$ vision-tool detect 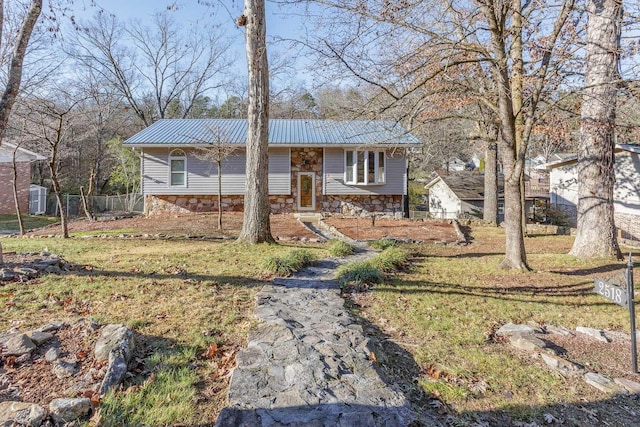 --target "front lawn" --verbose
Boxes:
[353,226,640,424]
[0,237,328,425]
